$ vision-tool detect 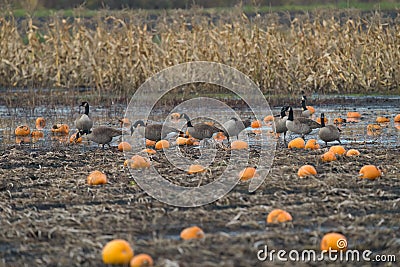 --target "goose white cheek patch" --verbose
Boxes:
[123,61,275,207]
